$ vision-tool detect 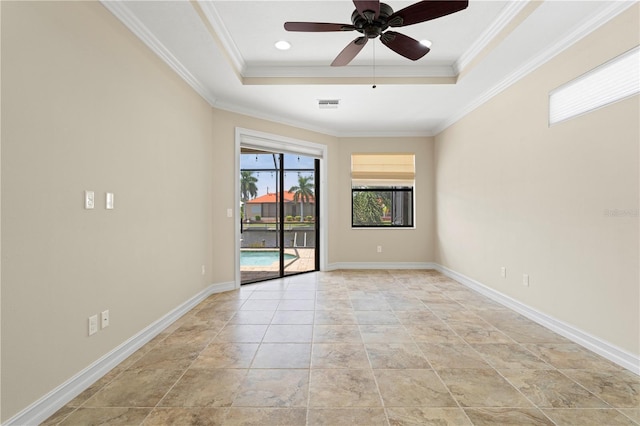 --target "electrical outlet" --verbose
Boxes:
[500,267,506,278]
[377,245,382,253]
[89,315,98,336]
[101,310,110,329]
[523,274,529,287]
